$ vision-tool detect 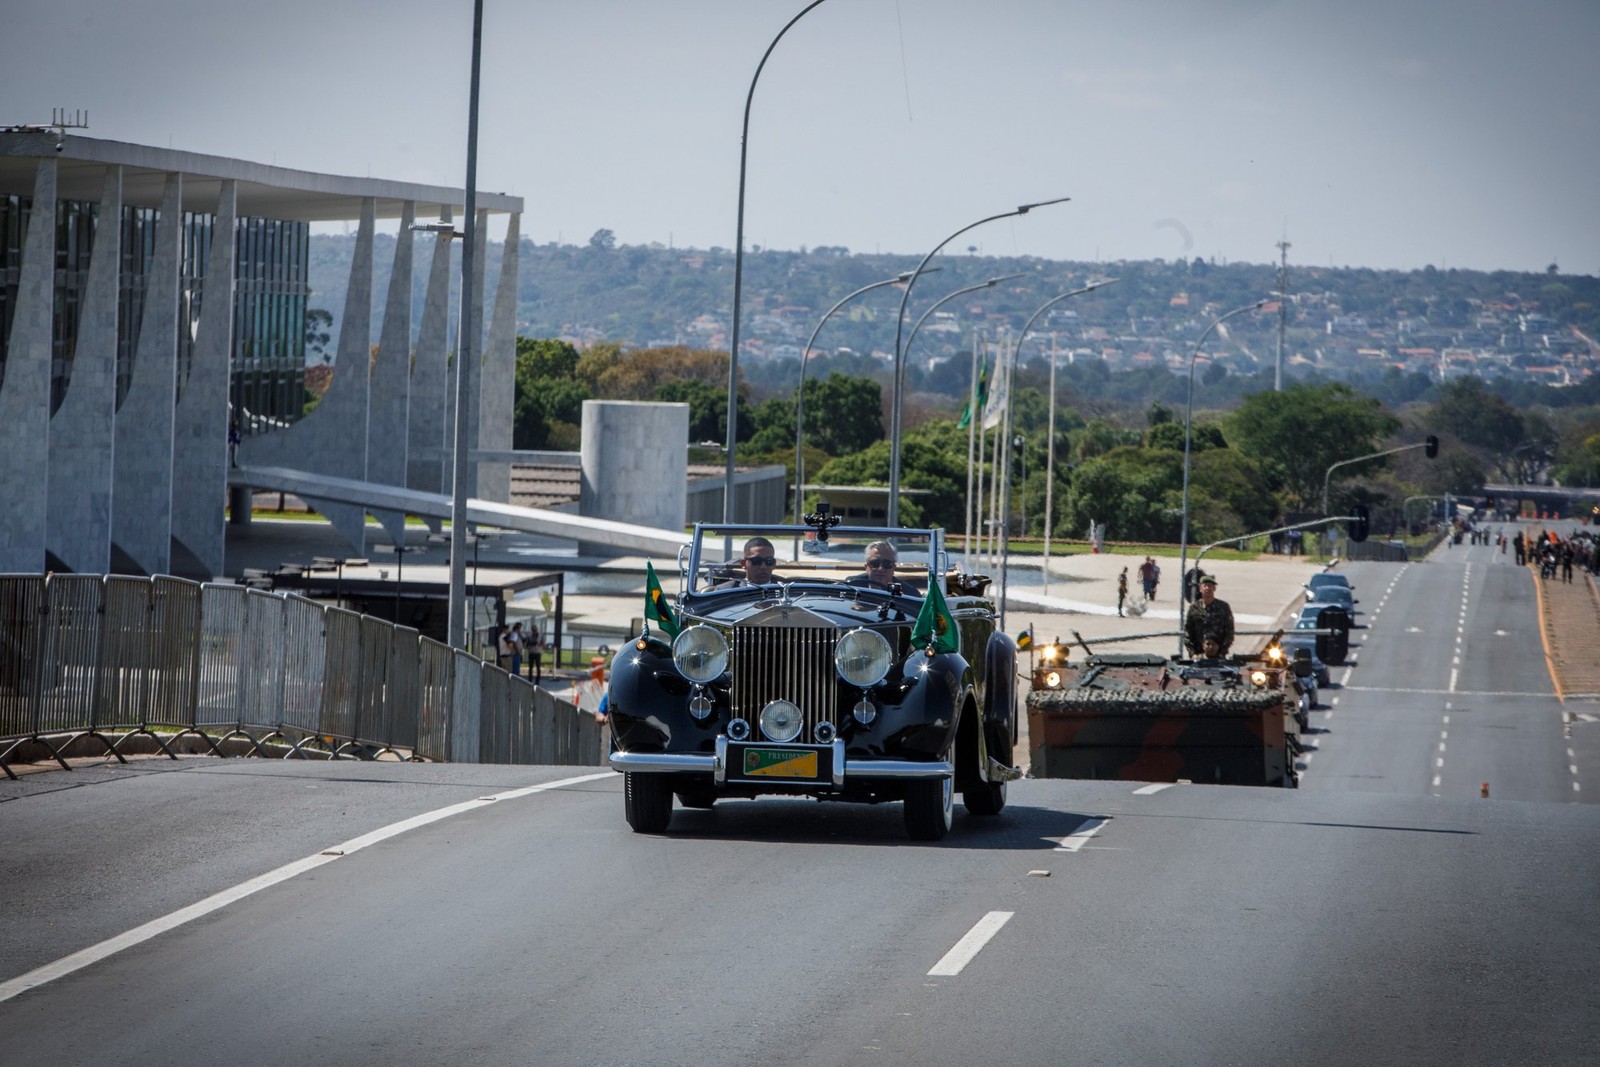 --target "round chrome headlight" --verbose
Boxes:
[1044,670,1061,689]
[1250,670,1269,688]
[672,625,728,684]
[836,628,892,688]
[759,699,804,743]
